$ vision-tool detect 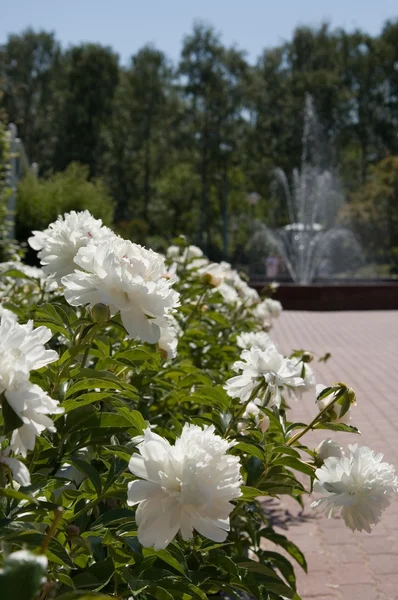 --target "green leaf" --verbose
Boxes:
[238,562,300,599]
[239,486,264,500]
[0,488,38,504]
[1,268,36,279]
[259,528,307,571]
[147,586,174,600]
[61,392,113,414]
[56,594,111,600]
[142,548,187,576]
[68,412,137,432]
[260,550,297,590]
[271,445,301,458]
[238,561,282,579]
[67,458,102,494]
[233,441,266,461]
[103,456,128,491]
[314,422,360,434]
[65,373,136,398]
[189,386,231,411]
[3,531,73,568]
[272,456,315,477]
[56,573,75,589]
[115,408,146,432]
